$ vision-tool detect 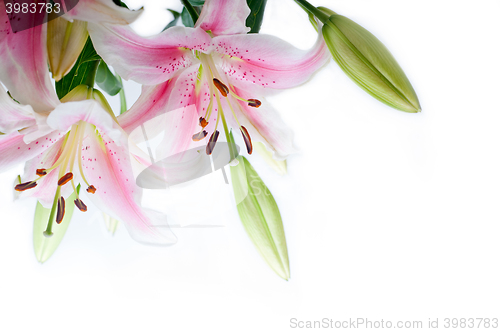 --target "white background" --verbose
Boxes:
[1,0,500,331]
